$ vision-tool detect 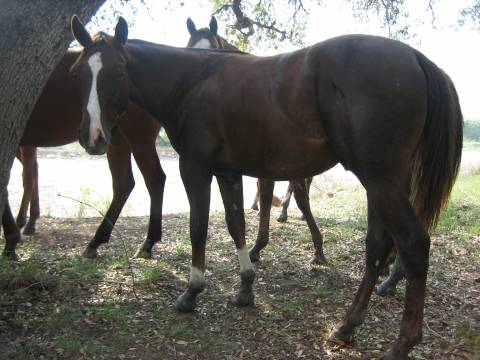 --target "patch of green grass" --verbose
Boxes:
[161,322,194,338]
[457,322,480,356]
[175,242,190,257]
[0,257,51,291]
[53,331,101,358]
[61,257,104,282]
[309,286,332,299]
[46,306,84,331]
[437,174,480,246]
[139,265,168,284]
[88,302,128,323]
